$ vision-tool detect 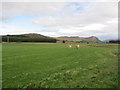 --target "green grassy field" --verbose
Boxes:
[2,43,118,88]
